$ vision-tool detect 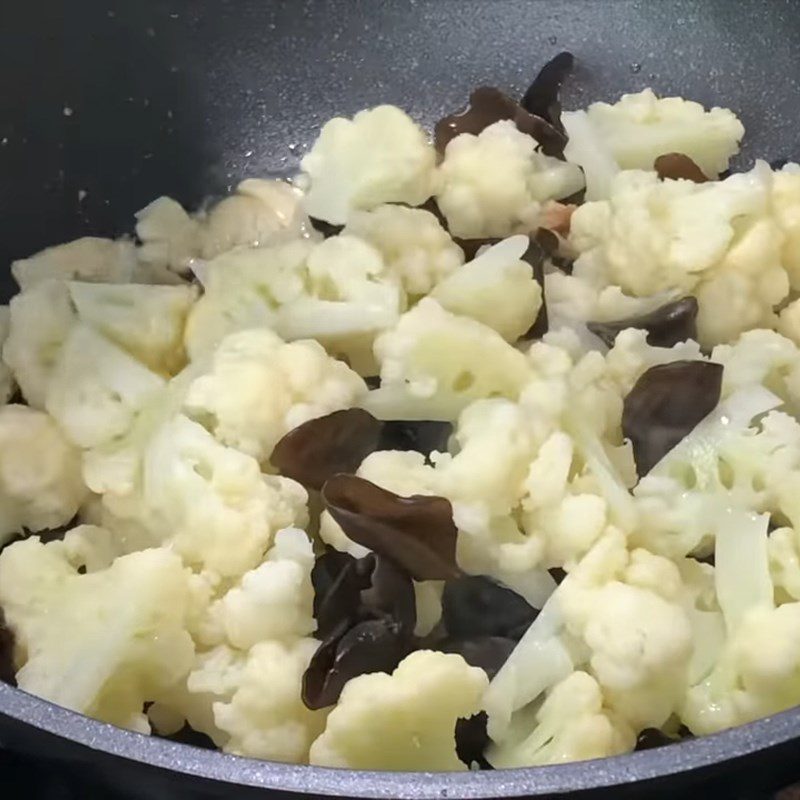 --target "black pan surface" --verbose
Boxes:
[1,1,800,797]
